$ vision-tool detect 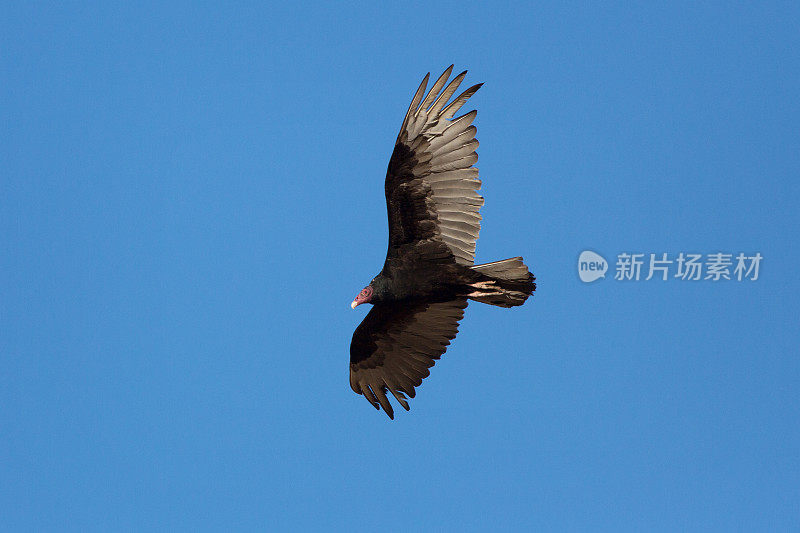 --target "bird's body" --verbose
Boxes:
[349,66,536,418]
